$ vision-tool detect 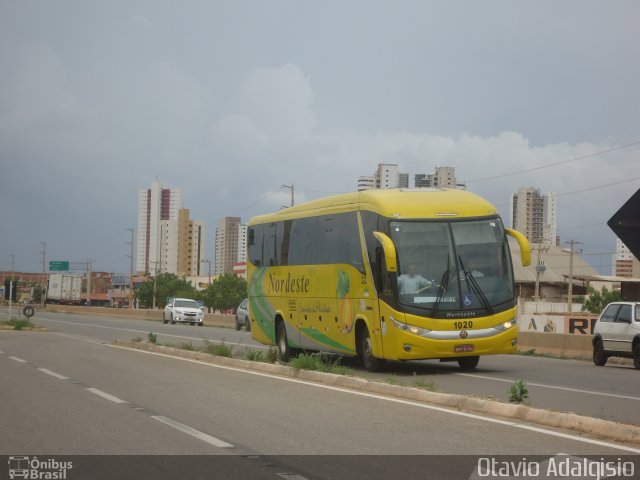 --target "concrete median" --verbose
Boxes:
[111,339,640,448]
